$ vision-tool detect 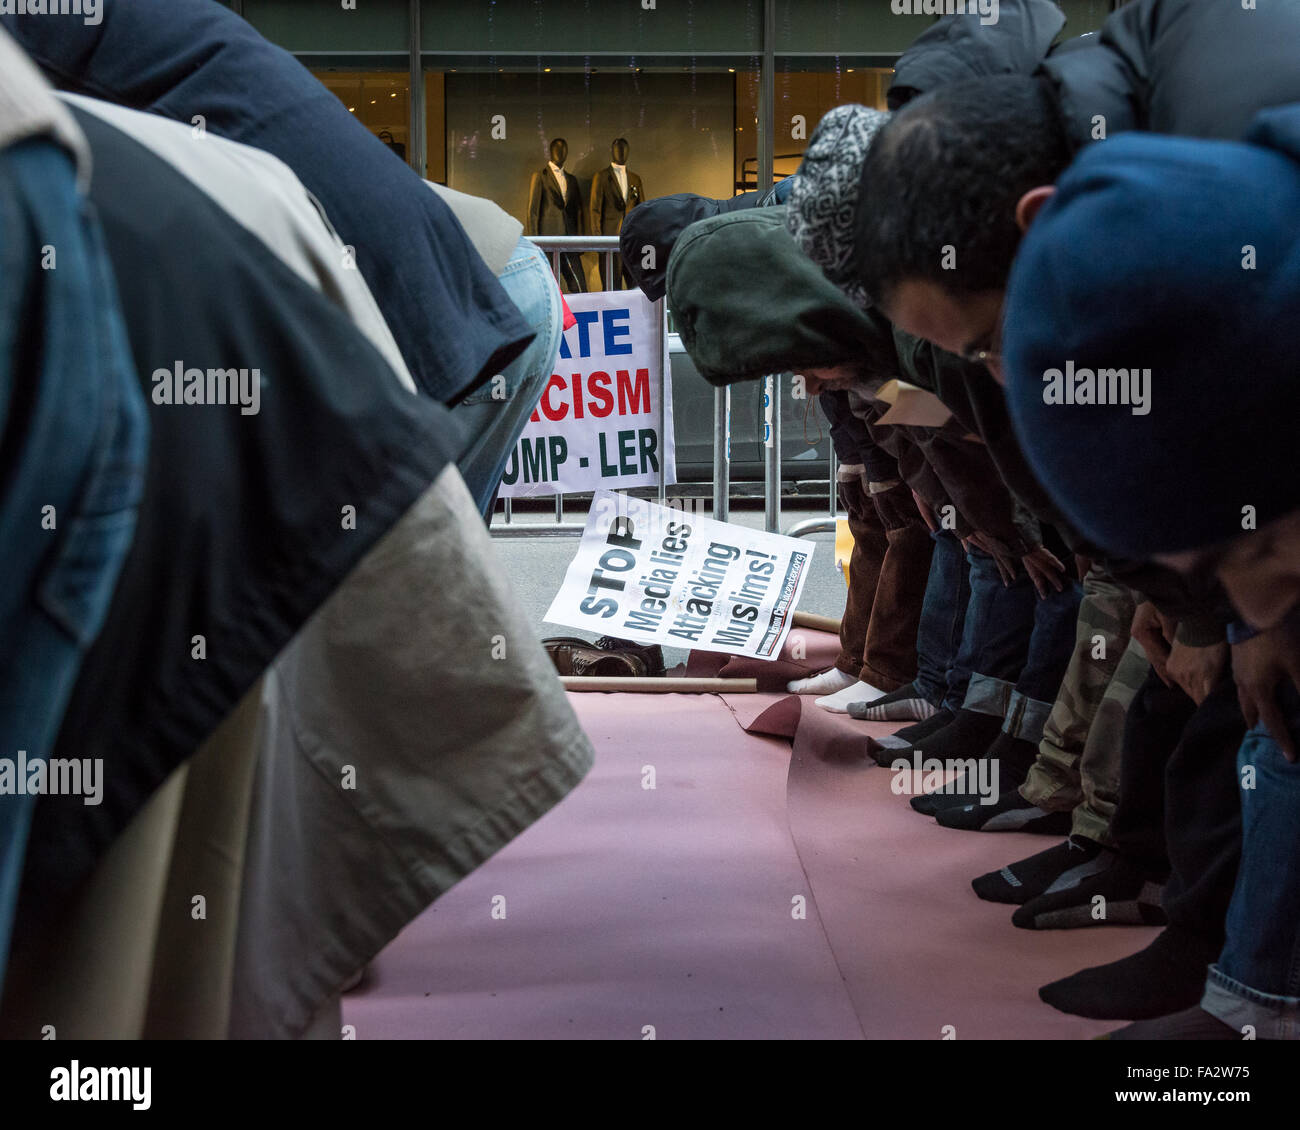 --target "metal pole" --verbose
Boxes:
[764,373,781,533]
[760,1,778,534]
[758,0,775,195]
[784,517,836,539]
[544,248,565,523]
[658,300,668,506]
[493,523,586,538]
[408,0,426,179]
[828,438,837,516]
[712,385,730,523]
